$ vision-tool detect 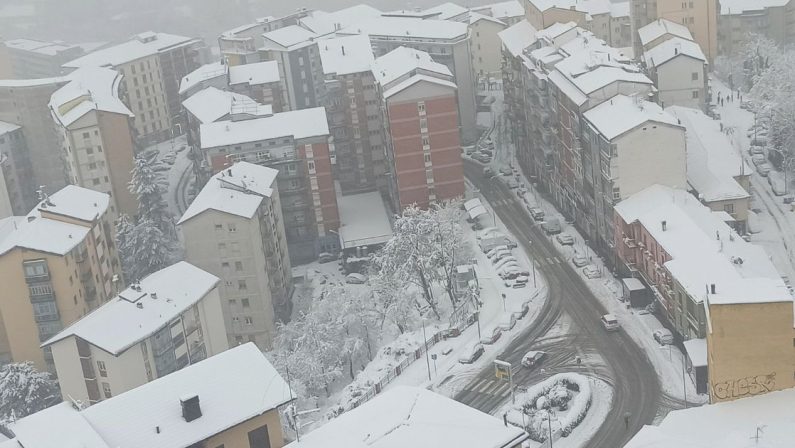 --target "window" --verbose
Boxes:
[23,260,48,278]
[422,137,430,147]
[419,118,428,132]
[244,316,253,325]
[92,178,101,186]
[724,203,735,214]
[692,90,699,99]
[417,102,426,114]
[238,280,247,290]
[307,160,315,173]
[85,147,94,155]
[242,298,250,308]
[88,162,97,170]
[102,382,112,399]
[691,72,699,81]
[424,154,431,163]
[214,224,223,231]
[82,132,90,139]
[229,299,237,307]
[97,361,107,377]
[248,425,271,448]
[228,223,237,233]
